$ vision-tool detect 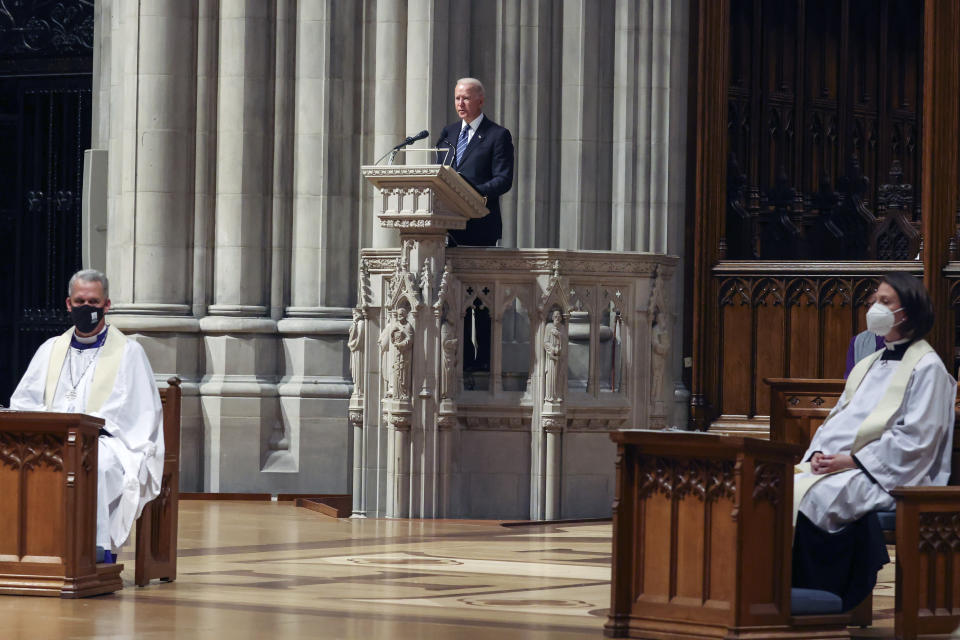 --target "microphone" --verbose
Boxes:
[393,129,429,150]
